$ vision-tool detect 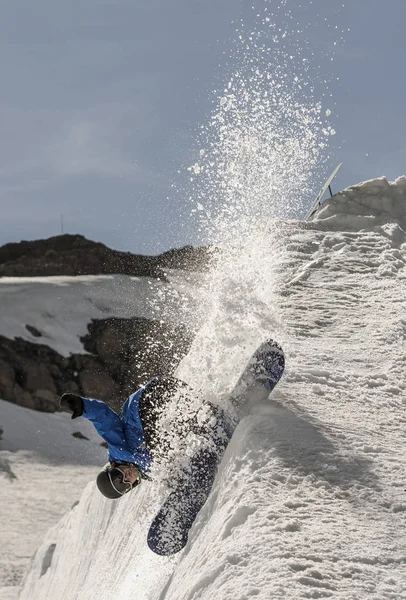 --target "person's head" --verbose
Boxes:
[96,462,142,499]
